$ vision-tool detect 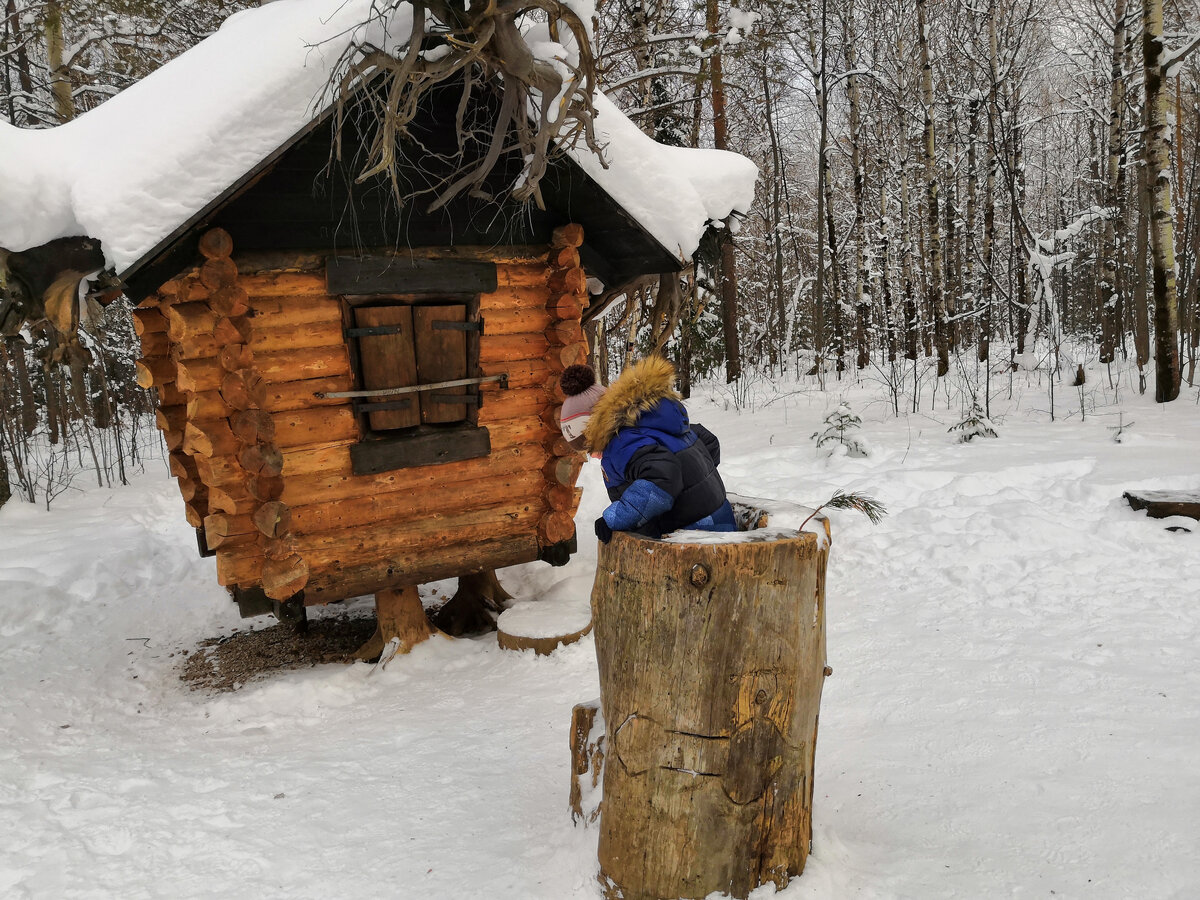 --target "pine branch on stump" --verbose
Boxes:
[590,526,830,900]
